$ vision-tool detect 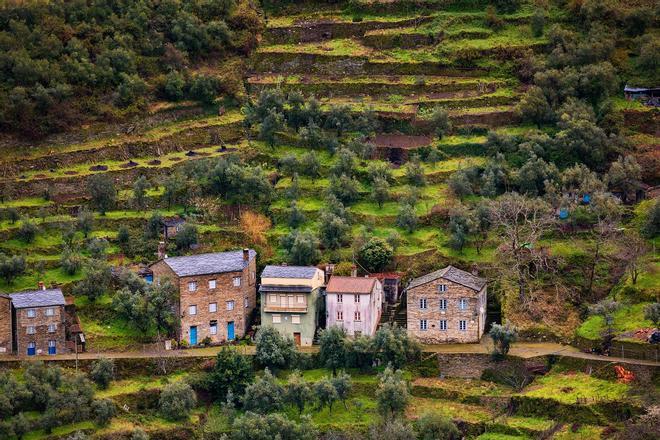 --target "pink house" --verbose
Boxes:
[325,276,383,337]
